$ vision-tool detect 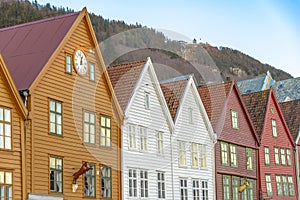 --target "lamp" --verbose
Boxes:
[72,182,78,192]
